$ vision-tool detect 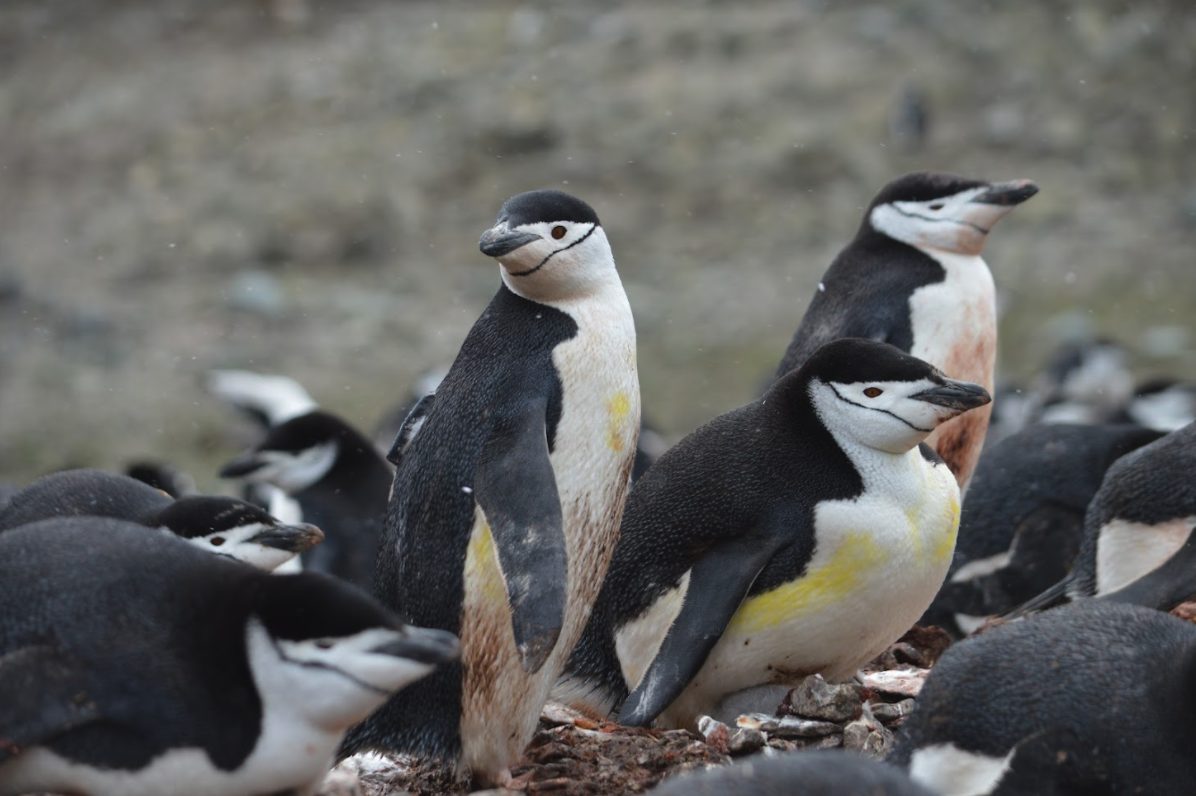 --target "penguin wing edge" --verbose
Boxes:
[617,531,789,726]
[0,645,102,762]
[474,400,566,675]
